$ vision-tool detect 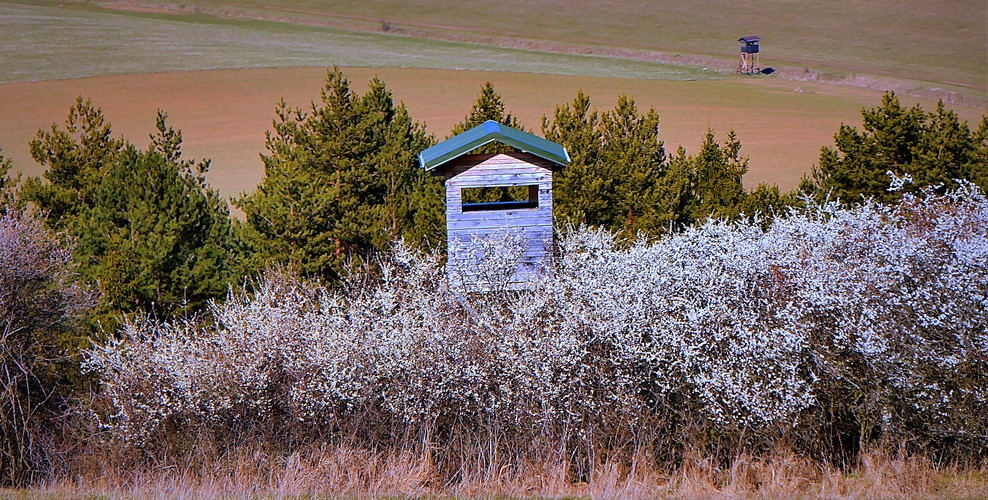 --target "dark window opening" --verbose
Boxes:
[462,185,539,212]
